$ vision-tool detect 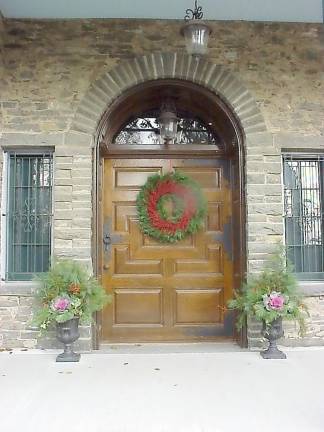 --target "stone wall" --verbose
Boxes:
[0,12,4,69]
[0,18,324,350]
[283,296,324,346]
[1,20,324,135]
[0,295,36,349]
